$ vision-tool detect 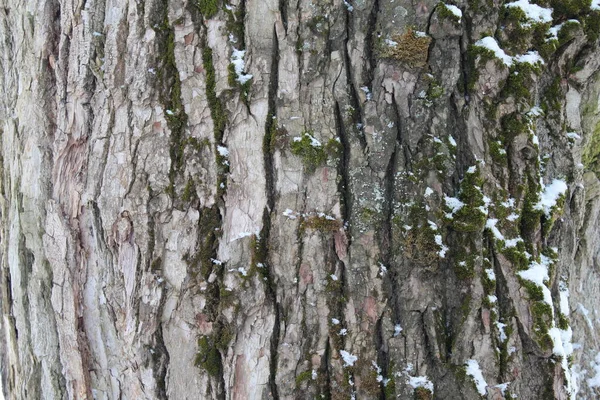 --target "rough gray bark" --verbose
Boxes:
[1,0,600,399]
